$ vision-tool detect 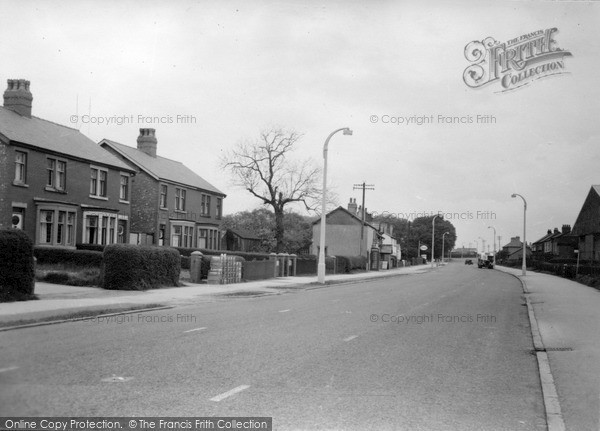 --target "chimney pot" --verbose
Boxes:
[137,128,157,157]
[3,79,33,117]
